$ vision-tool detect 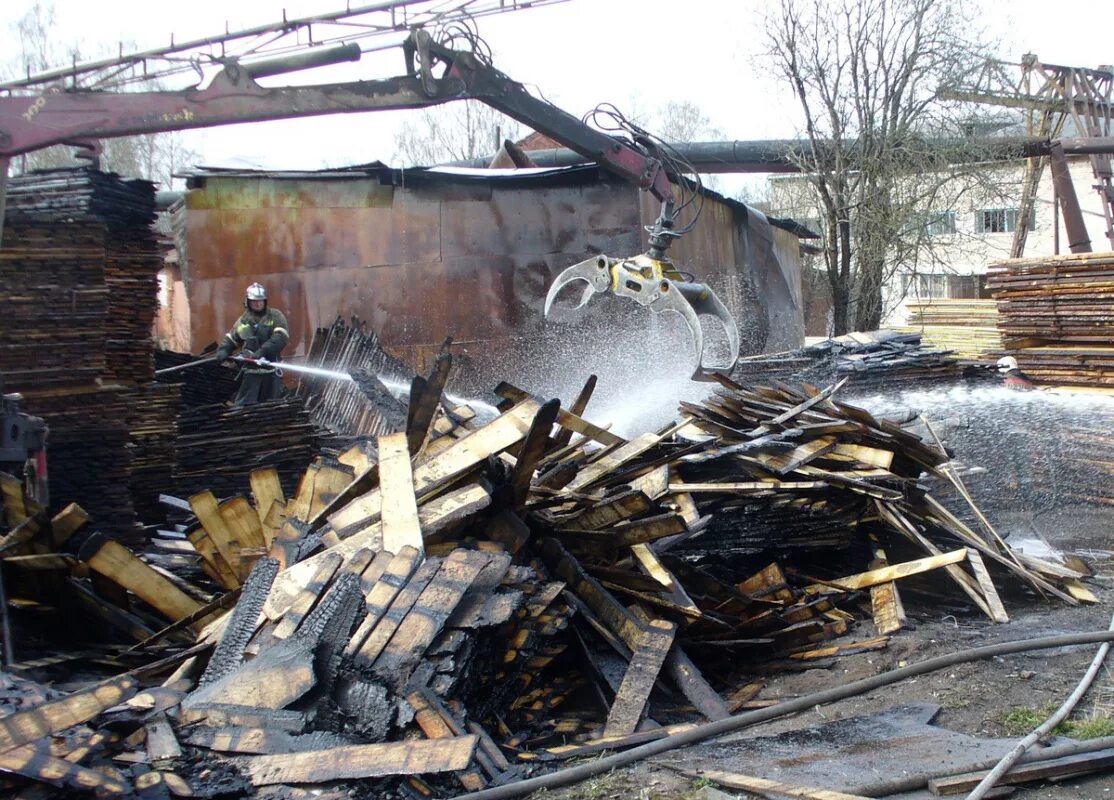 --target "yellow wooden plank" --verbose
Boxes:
[81,536,204,627]
[49,503,90,548]
[187,527,239,590]
[244,738,478,785]
[189,490,243,575]
[808,549,968,593]
[249,468,285,534]
[219,497,267,551]
[0,674,137,753]
[264,485,488,619]
[378,432,423,555]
